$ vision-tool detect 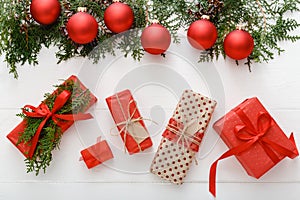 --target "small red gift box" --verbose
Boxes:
[80,137,114,169]
[7,75,97,158]
[209,97,299,197]
[106,89,152,155]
